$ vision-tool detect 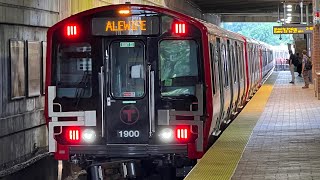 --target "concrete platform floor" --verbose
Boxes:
[232,71,320,180]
